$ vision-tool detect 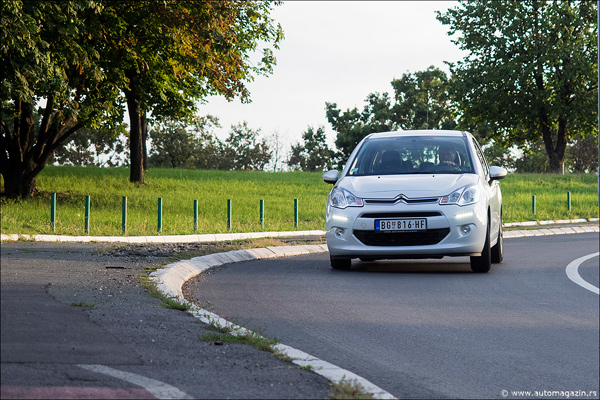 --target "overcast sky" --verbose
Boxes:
[200,1,466,151]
